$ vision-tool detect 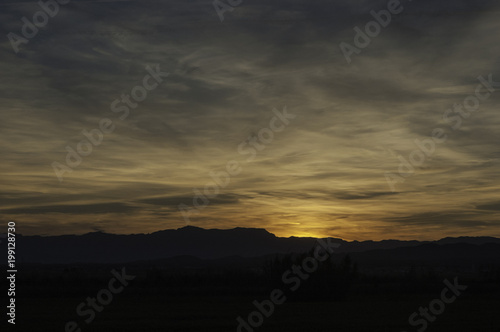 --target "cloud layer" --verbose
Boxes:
[0,0,499,240]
